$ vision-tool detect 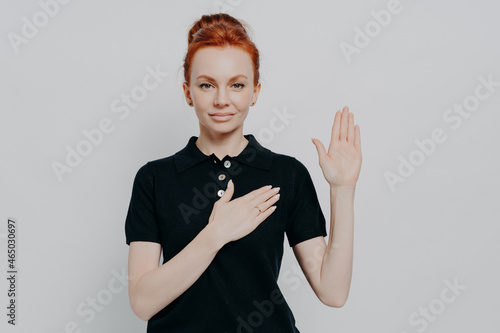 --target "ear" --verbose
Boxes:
[251,82,261,105]
[182,82,192,105]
